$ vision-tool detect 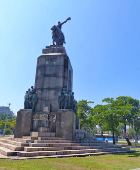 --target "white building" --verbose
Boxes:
[0,106,14,117]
